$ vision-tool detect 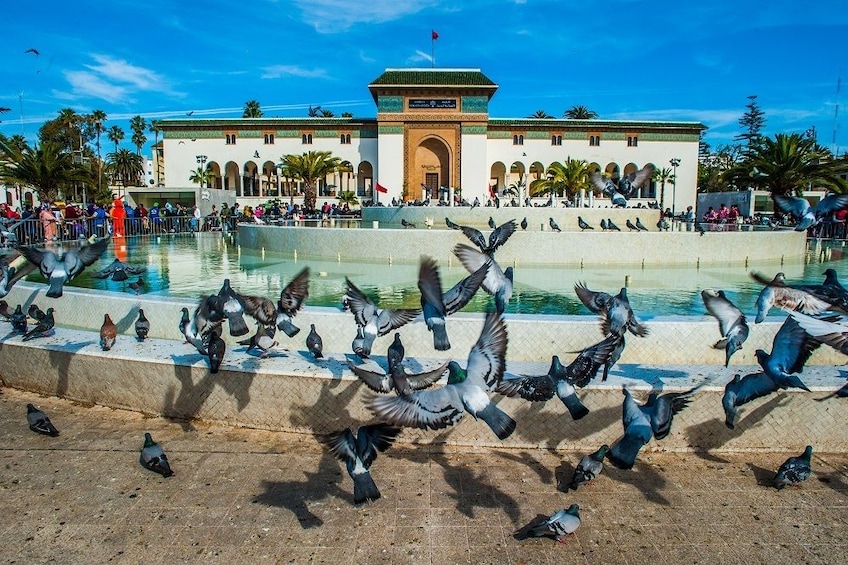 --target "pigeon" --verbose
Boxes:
[657,218,670,231]
[617,164,656,198]
[721,371,809,429]
[601,288,649,338]
[446,218,516,255]
[128,277,145,294]
[601,335,626,382]
[343,278,420,358]
[697,223,706,236]
[387,332,404,372]
[574,282,614,315]
[453,244,513,313]
[446,217,487,251]
[418,256,488,351]
[600,219,608,231]
[788,311,848,356]
[369,312,516,439]
[568,445,609,491]
[607,218,621,232]
[90,257,145,282]
[348,357,448,397]
[497,336,621,420]
[517,505,581,543]
[100,313,117,351]
[773,445,813,489]
[10,304,27,333]
[217,279,250,337]
[401,218,416,229]
[520,217,528,230]
[635,218,649,231]
[488,216,497,229]
[351,326,367,358]
[306,324,323,358]
[549,218,562,232]
[818,268,848,310]
[179,304,218,355]
[751,272,833,323]
[24,48,40,56]
[28,303,46,323]
[238,325,278,358]
[701,289,749,367]
[626,219,640,232]
[0,300,9,320]
[26,403,59,436]
[266,267,310,337]
[321,423,402,504]
[22,307,54,341]
[140,432,174,478]
[135,309,150,341]
[577,217,594,231]
[773,194,848,231]
[755,316,821,391]
[0,260,31,299]
[207,331,226,373]
[20,236,111,298]
[608,385,701,470]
